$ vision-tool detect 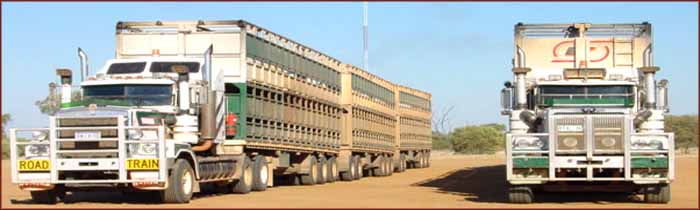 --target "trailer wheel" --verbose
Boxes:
[231,156,253,194]
[414,153,424,168]
[372,156,385,176]
[30,187,65,204]
[317,156,328,185]
[340,156,354,181]
[300,155,318,185]
[508,186,533,203]
[398,154,407,172]
[327,157,338,183]
[387,158,394,176]
[425,153,431,168]
[252,156,269,191]
[644,184,671,203]
[161,159,195,203]
[353,155,362,180]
